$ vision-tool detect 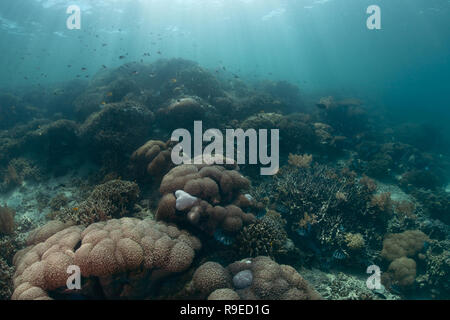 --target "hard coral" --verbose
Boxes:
[381,230,429,262]
[130,140,175,181]
[383,257,417,288]
[57,180,140,225]
[12,218,201,300]
[156,163,256,236]
[79,101,154,168]
[193,256,321,300]
[234,212,288,259]
[0,205,15,236]
[156,97,215,131]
